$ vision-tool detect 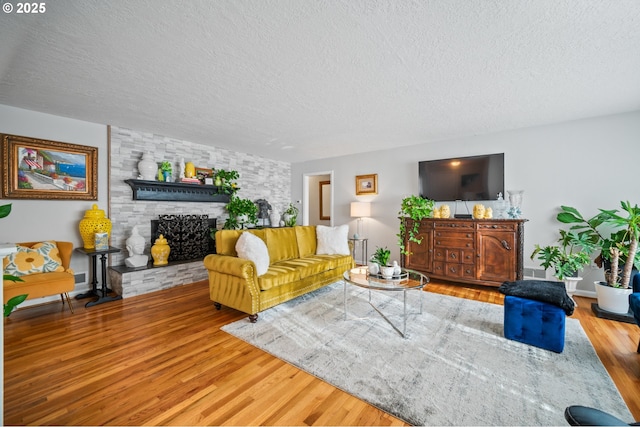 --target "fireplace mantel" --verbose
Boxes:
[124,179,232,203]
